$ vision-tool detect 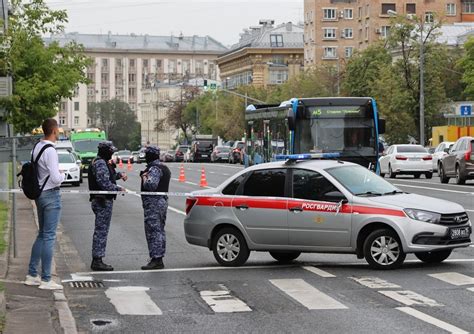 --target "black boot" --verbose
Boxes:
[141,258,164,270]
[91,258,114,271]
